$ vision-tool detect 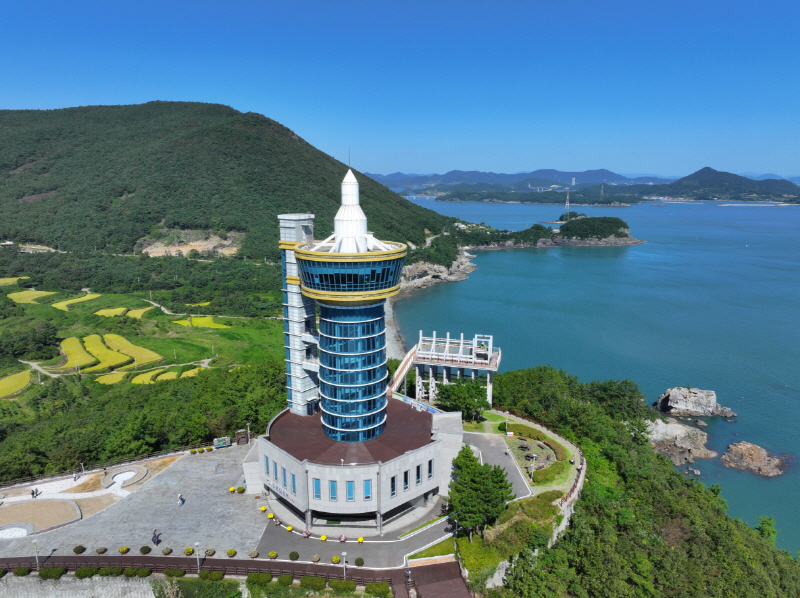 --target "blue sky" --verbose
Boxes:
[2,1,798,176]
